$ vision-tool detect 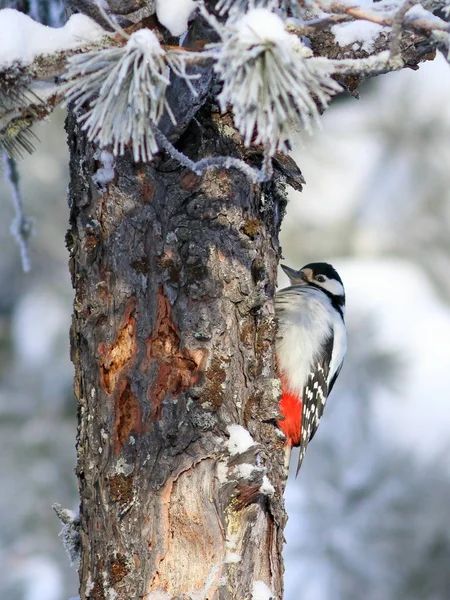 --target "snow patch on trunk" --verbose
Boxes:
[252,580,274,600]
[93,151,115,190]
[225,424,256,455]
